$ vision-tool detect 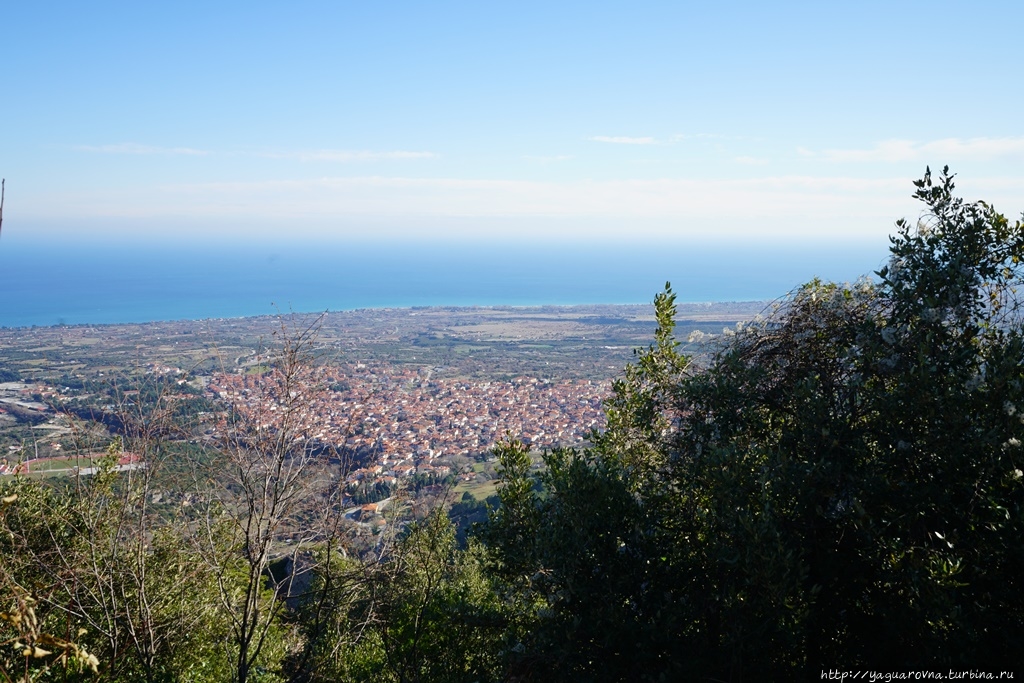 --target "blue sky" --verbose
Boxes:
[2,0,1023,246]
